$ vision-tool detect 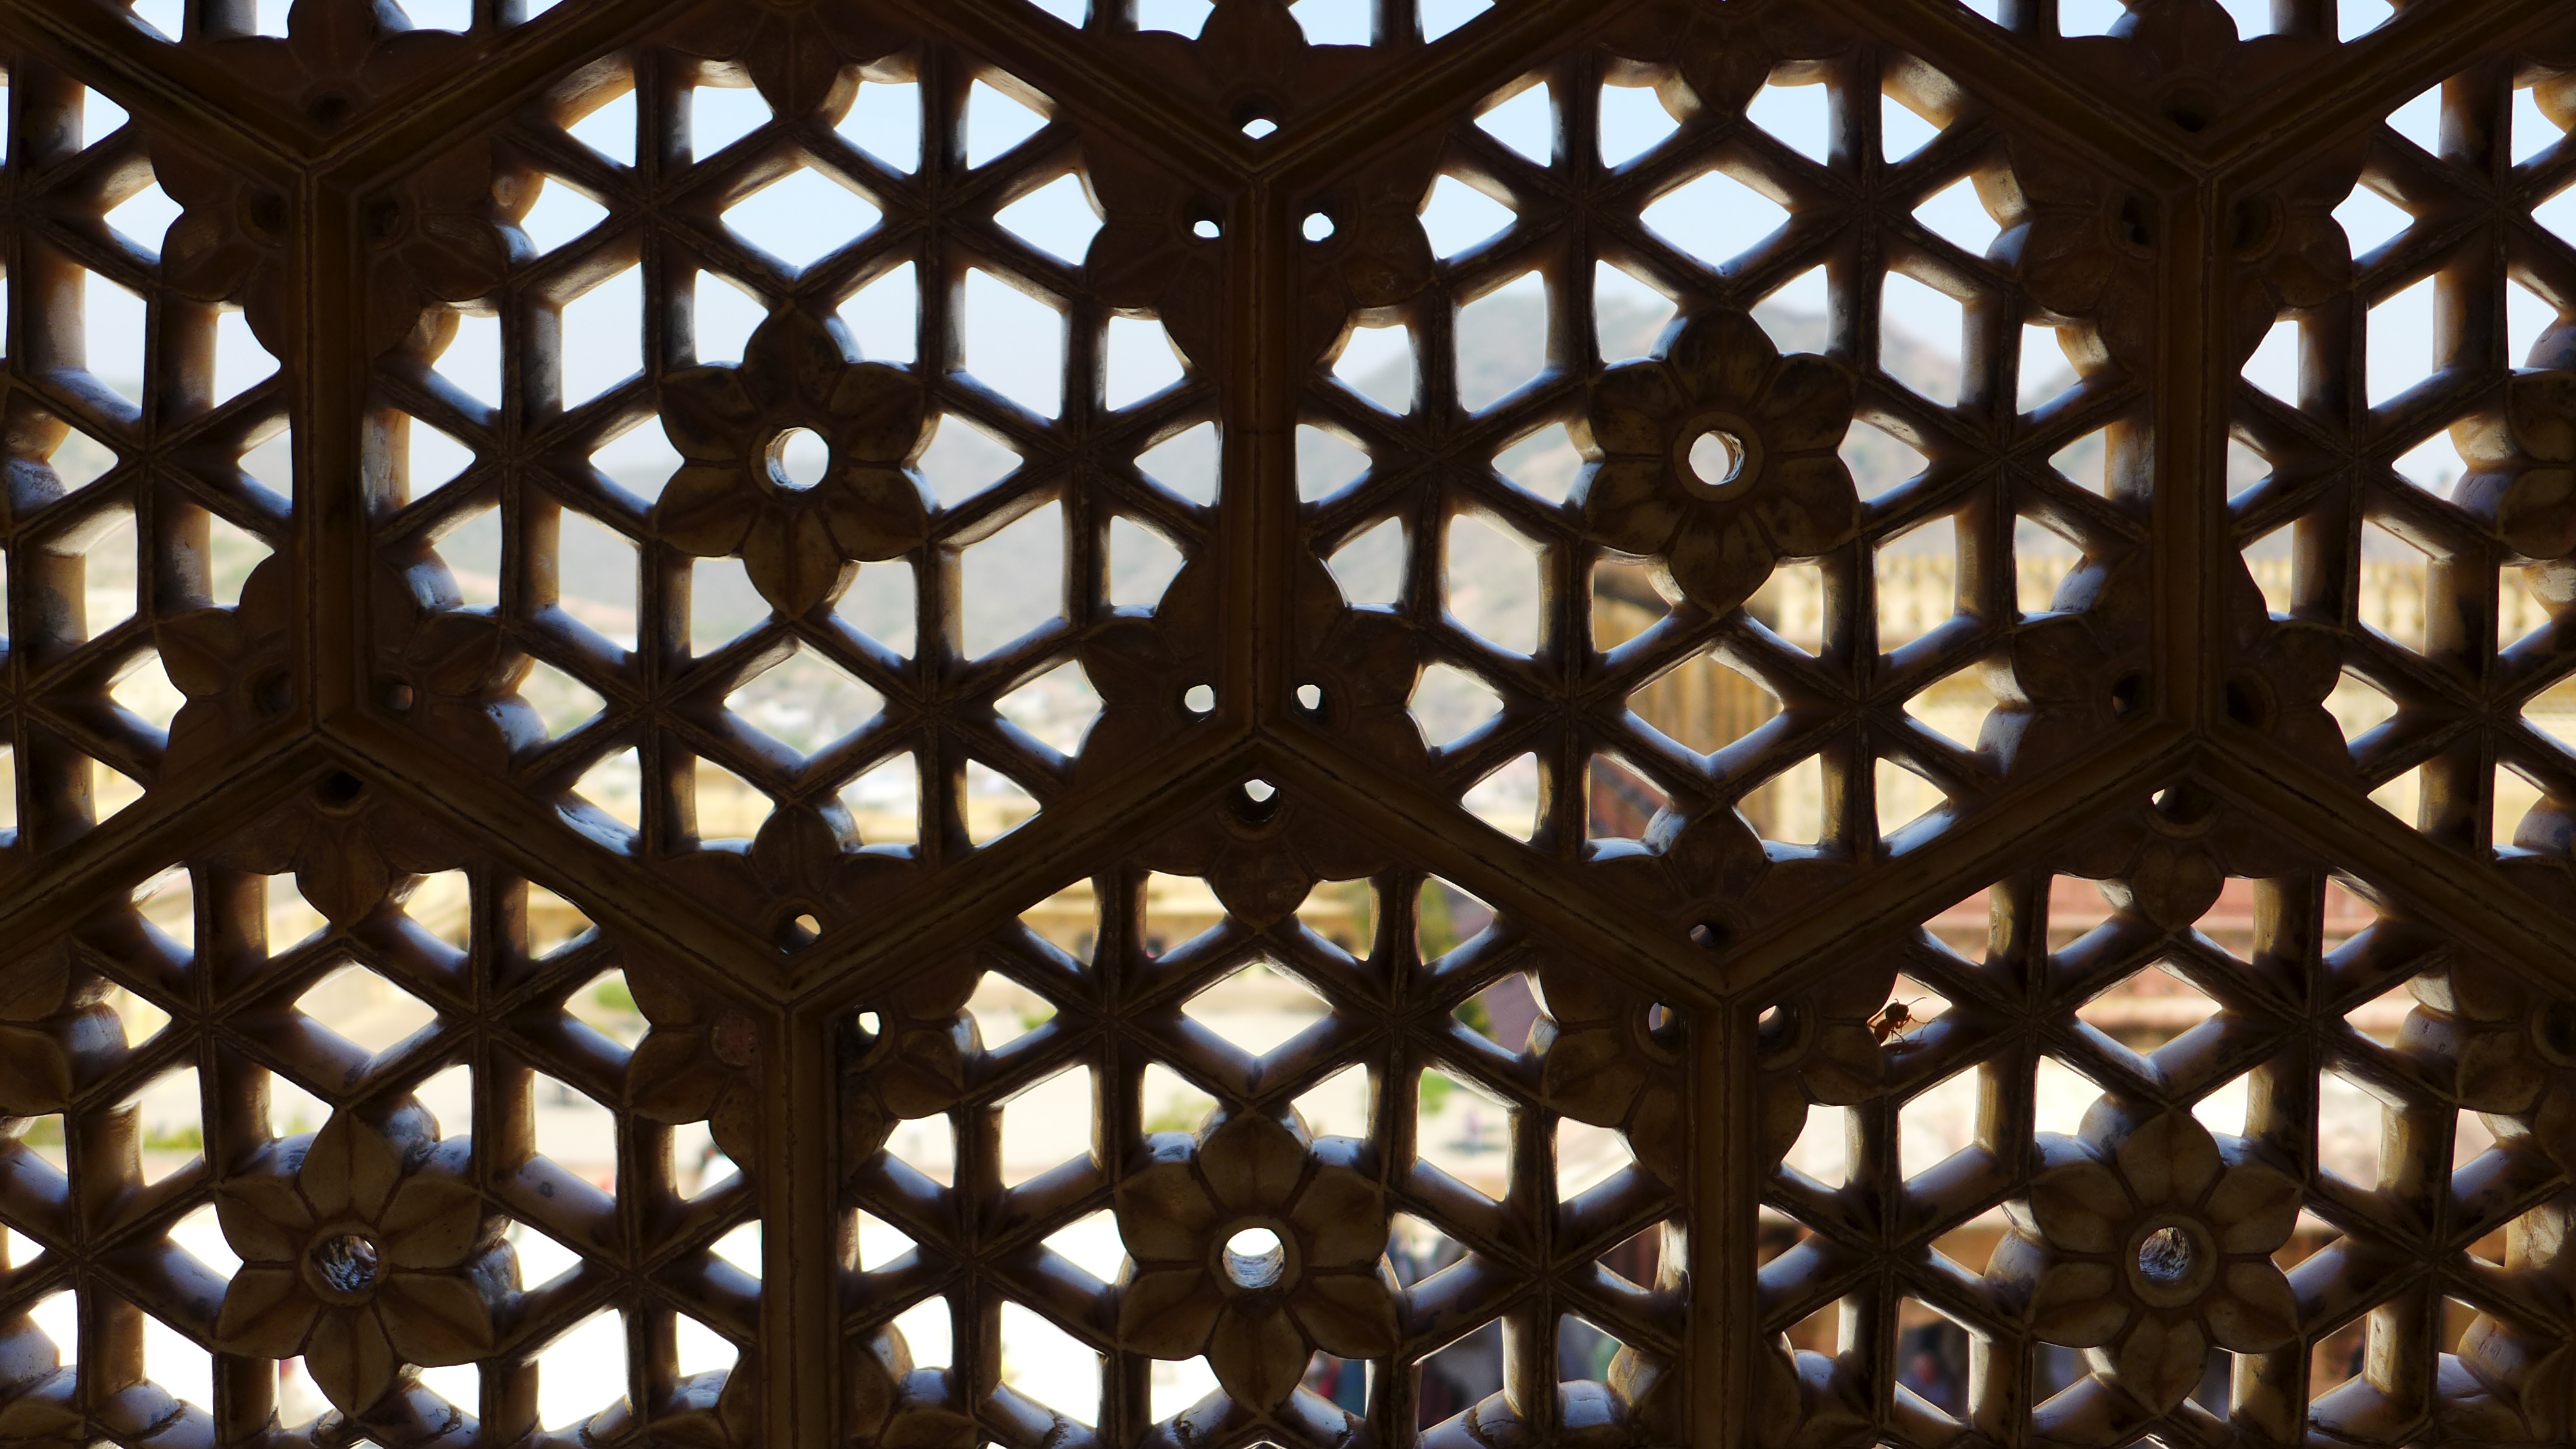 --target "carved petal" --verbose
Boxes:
[377,1272,495,1365]
[658,464,760,556]
[217,1172,315,1263]
[2204,1261,2299,1353]
[377,1174,483,1269]
[214,1265,317,1357]
[299,1112,403,1222]
[2026,1158,2124,1254]
[1289,1268,1400,1360]
[1117,1266,1222,1357]
[2026,1260,2125,1345]
[2112,1110,2221,1209]
[304,1305,397,1415]
[1117,1158,1219,1262]
[1288,1165,1386,1269]
[1208,1303,1309,1408]
[2205,1159,2300,1253]
[1199,1111,1309,1214]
